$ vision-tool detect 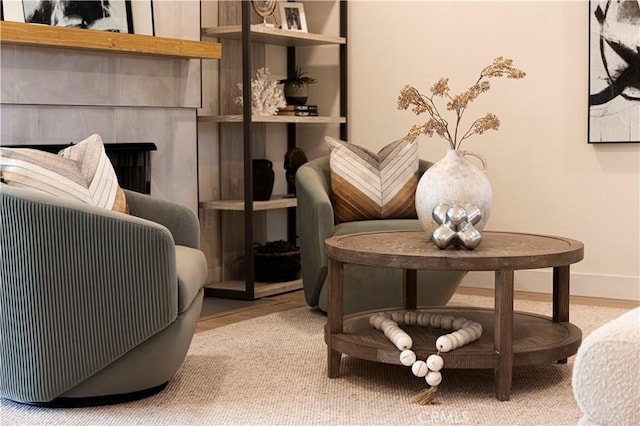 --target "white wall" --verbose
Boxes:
[348,1,639,300]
